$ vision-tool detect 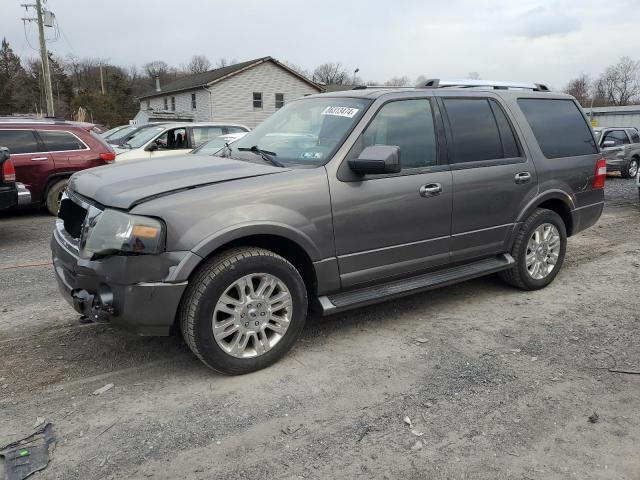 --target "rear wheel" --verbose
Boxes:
[621,157,639,179]
[179,247,308,375]
[45,179,68,216]
[500,208,567,291]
